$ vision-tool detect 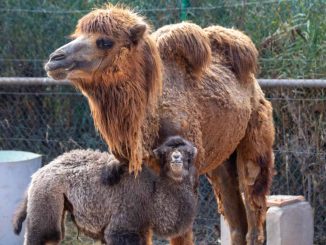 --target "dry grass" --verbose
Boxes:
[62,218,101,245]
